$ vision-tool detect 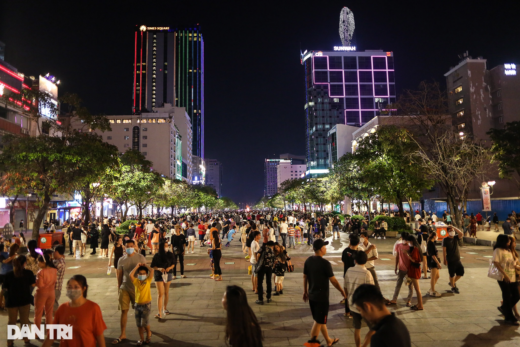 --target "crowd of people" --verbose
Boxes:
[2,208,520,346]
